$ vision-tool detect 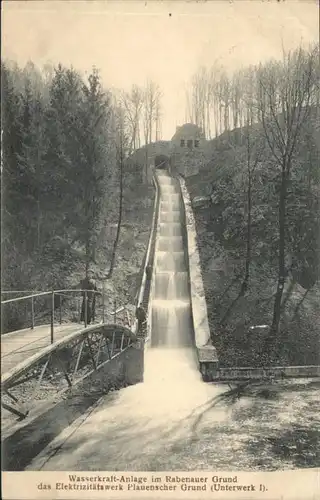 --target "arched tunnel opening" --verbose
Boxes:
[154,154,170,171]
